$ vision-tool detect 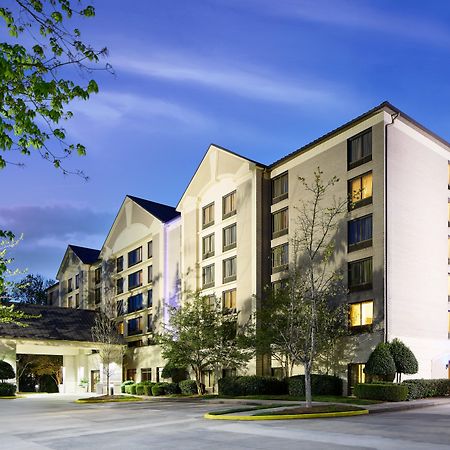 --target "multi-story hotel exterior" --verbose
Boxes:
[43,101,450,393]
